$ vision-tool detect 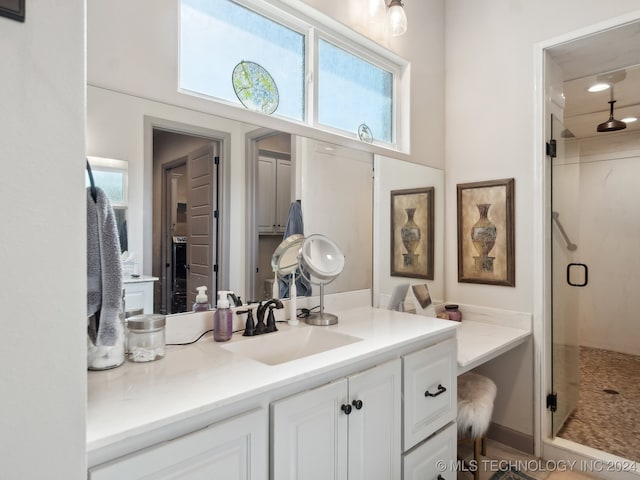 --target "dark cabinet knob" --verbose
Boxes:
[341,404,352,415]
[425,384,447,397]
[351,399,363,410]
[438,475,446,480]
